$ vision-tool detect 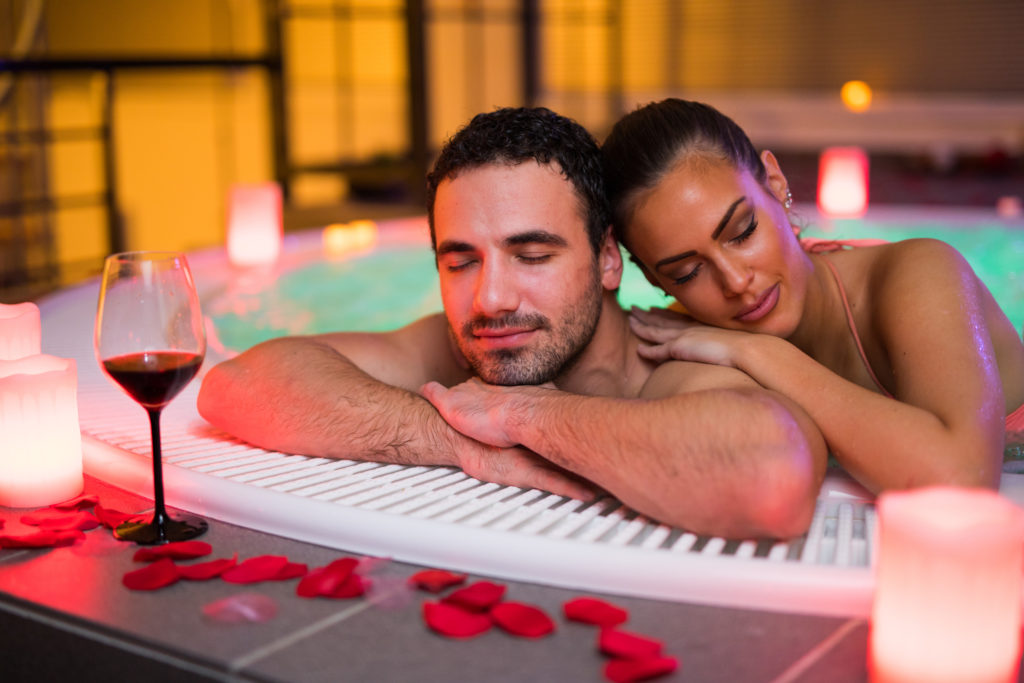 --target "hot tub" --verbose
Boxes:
[38,208,1024,620]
